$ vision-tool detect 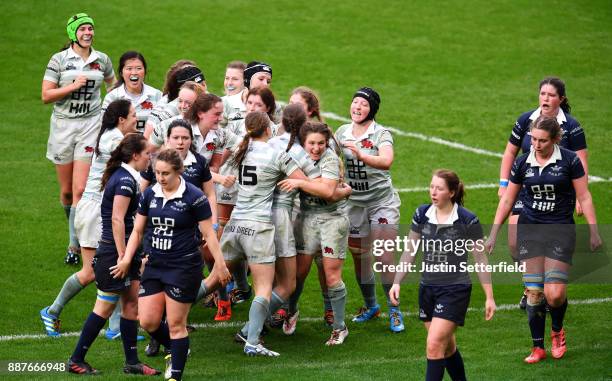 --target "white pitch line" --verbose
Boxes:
[320,110,503,158]
[3,297,611,342]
